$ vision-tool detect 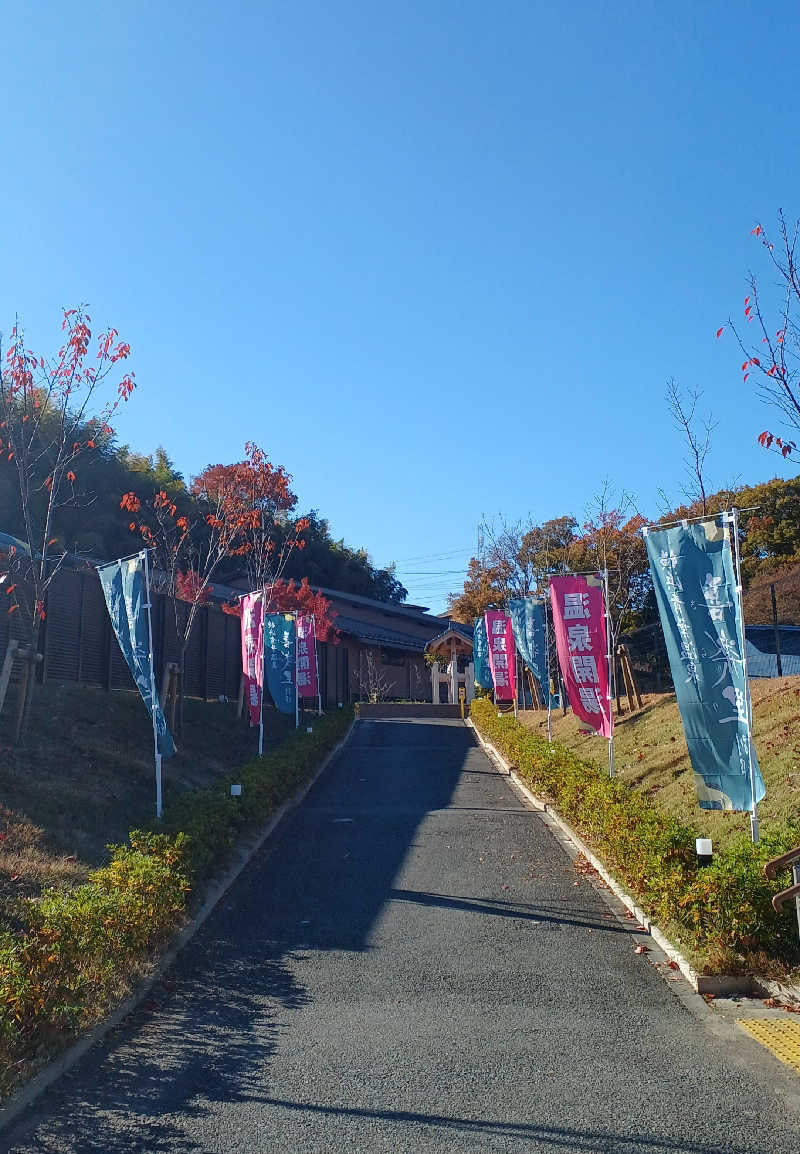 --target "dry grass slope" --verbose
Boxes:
[0,682,296,907]
[519,677,800,849]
